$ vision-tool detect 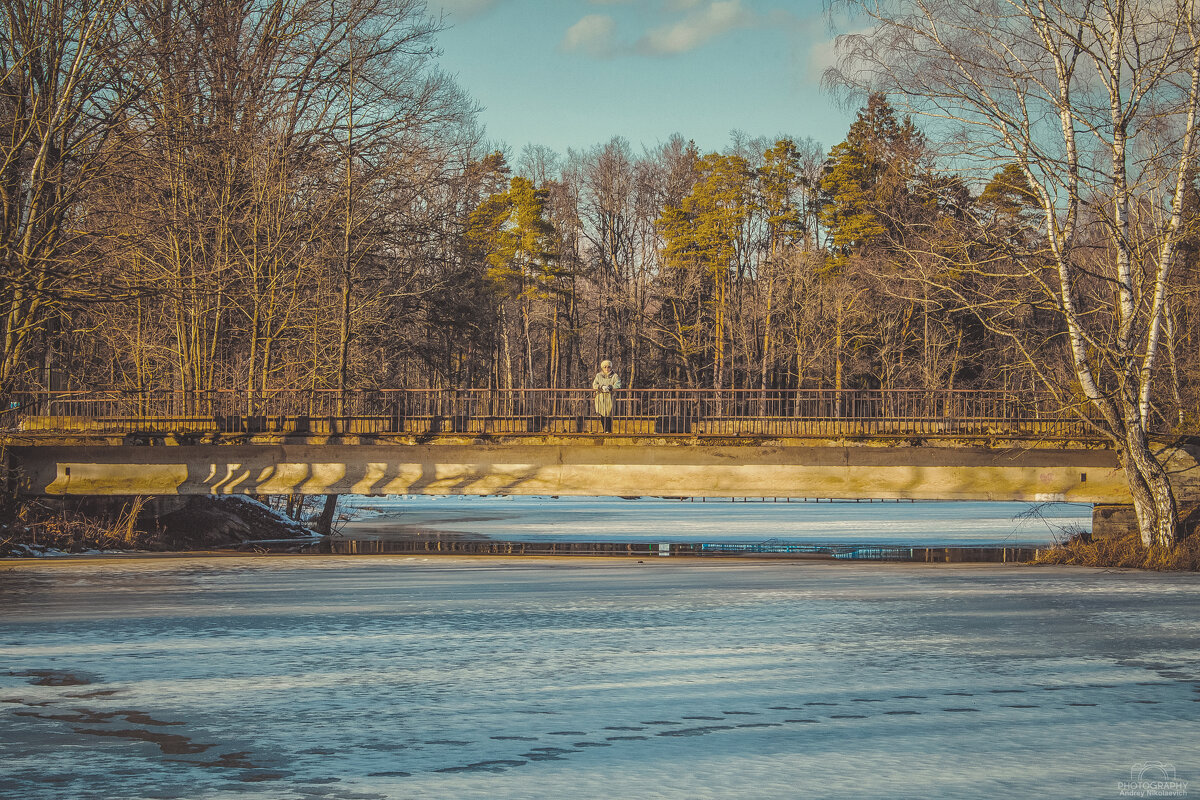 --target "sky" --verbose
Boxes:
[428,0,858,159]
